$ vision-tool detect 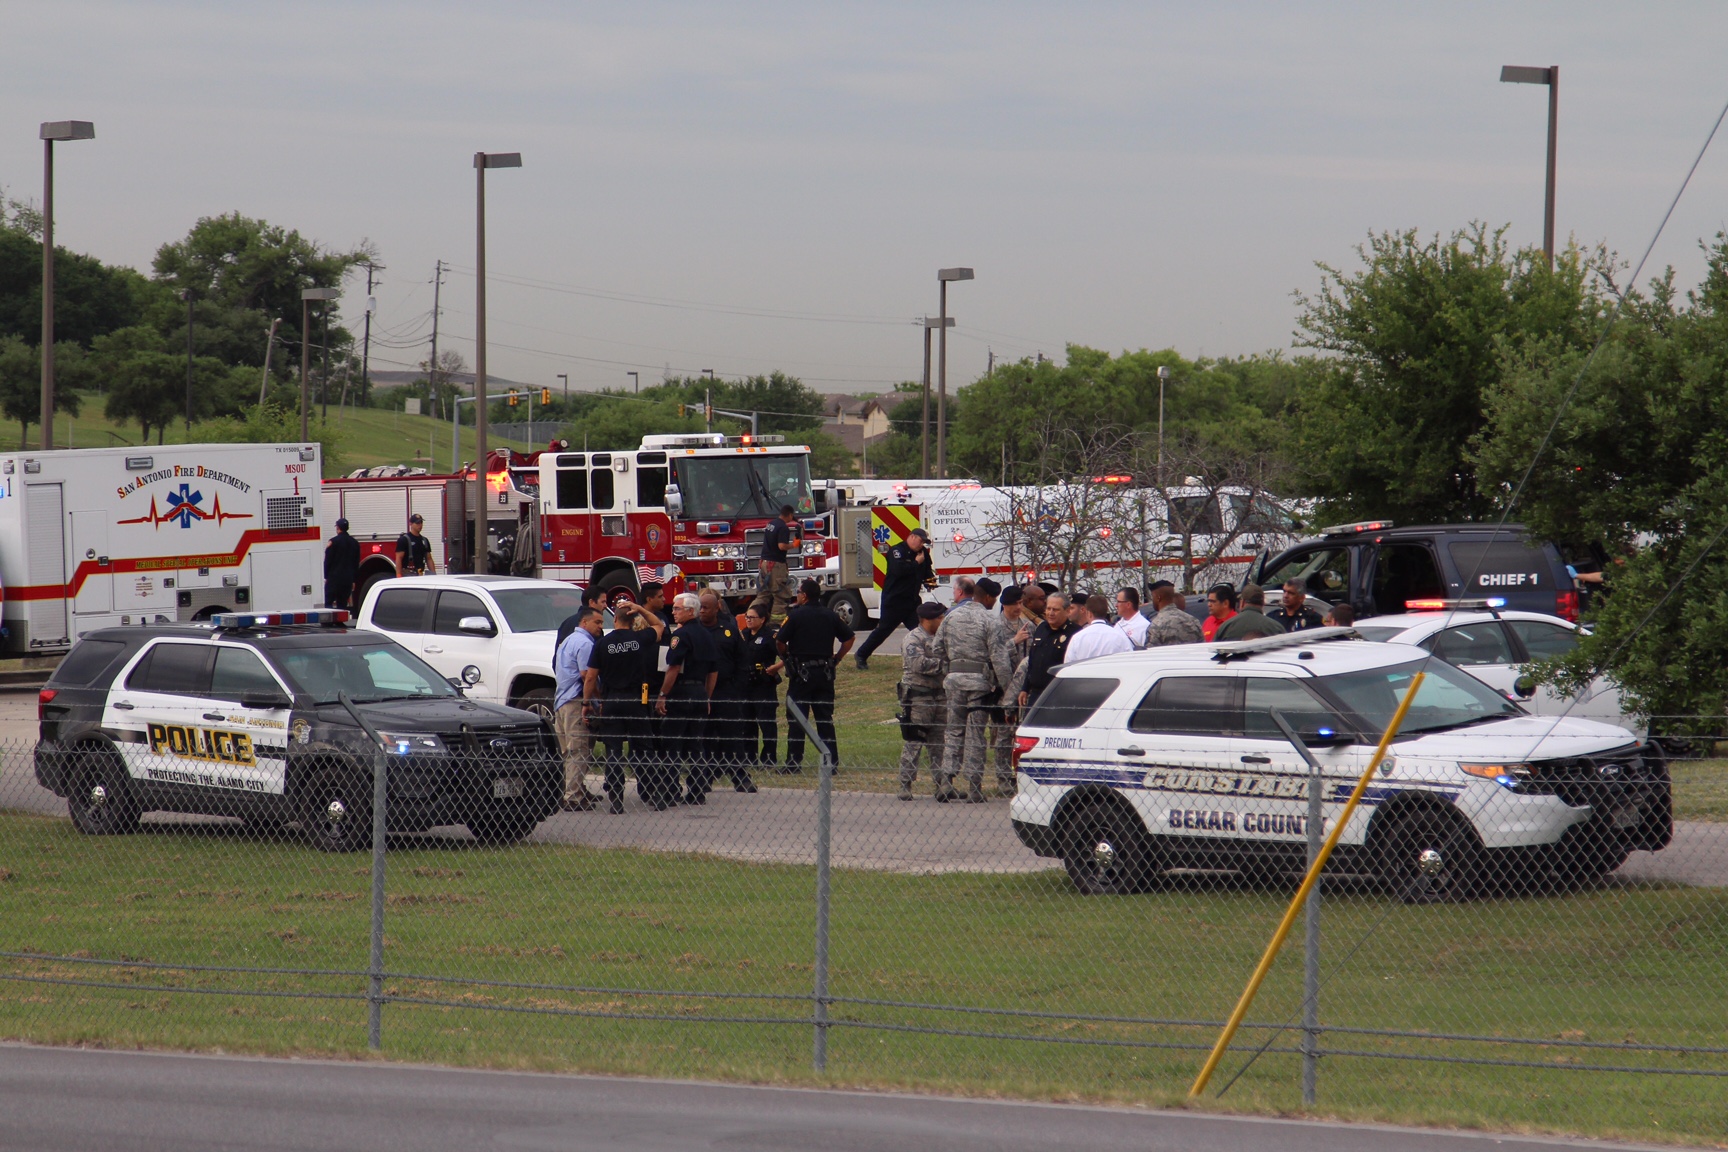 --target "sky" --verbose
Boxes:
[5,2,1728,394]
